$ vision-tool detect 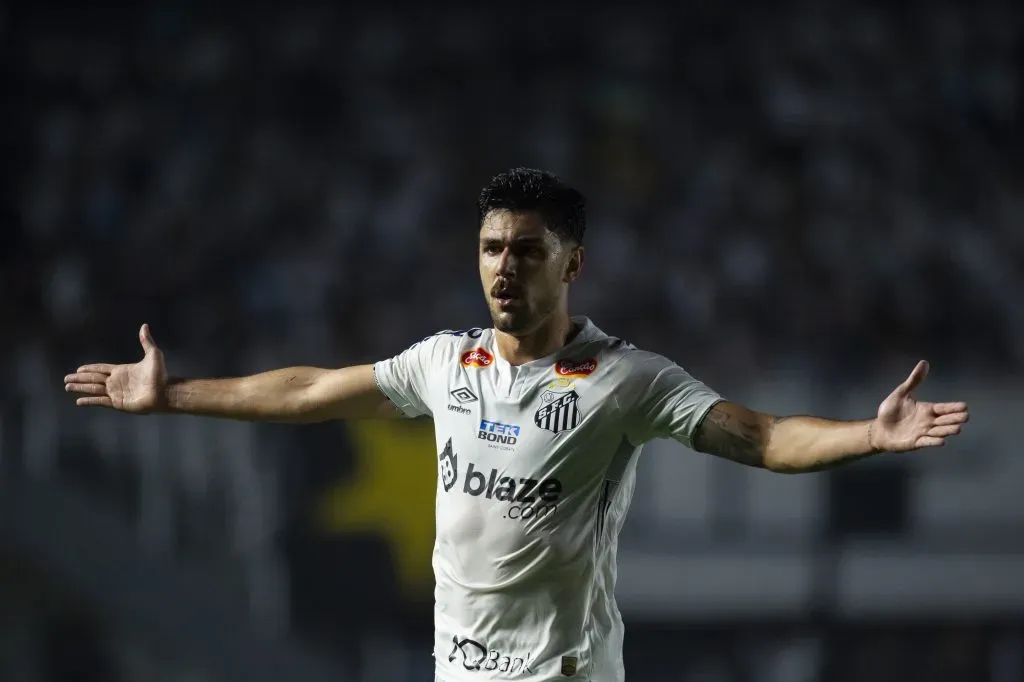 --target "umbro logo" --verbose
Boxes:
[448,387,477,415]
[451,387,478,404]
